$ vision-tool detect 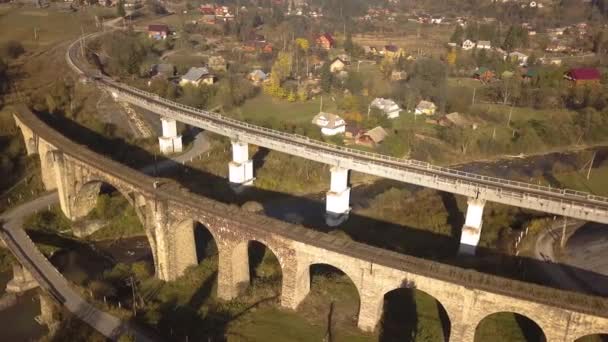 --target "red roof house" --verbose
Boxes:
[316,33,335,50]
[148,24,169,40]
[565,68,601,86]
